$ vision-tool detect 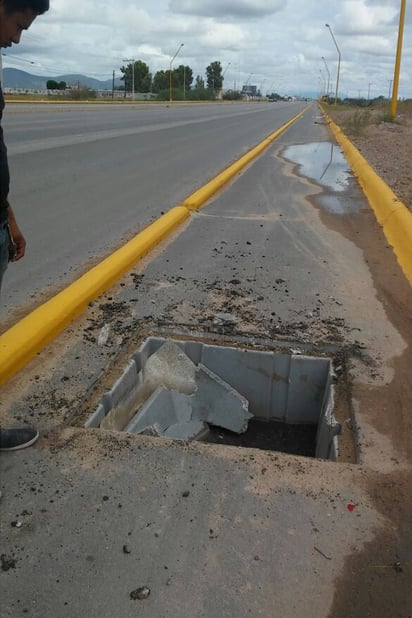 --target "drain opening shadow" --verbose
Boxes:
[205,419,317,457]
